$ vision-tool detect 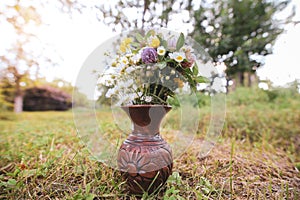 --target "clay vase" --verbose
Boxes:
[117,105,173,195]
